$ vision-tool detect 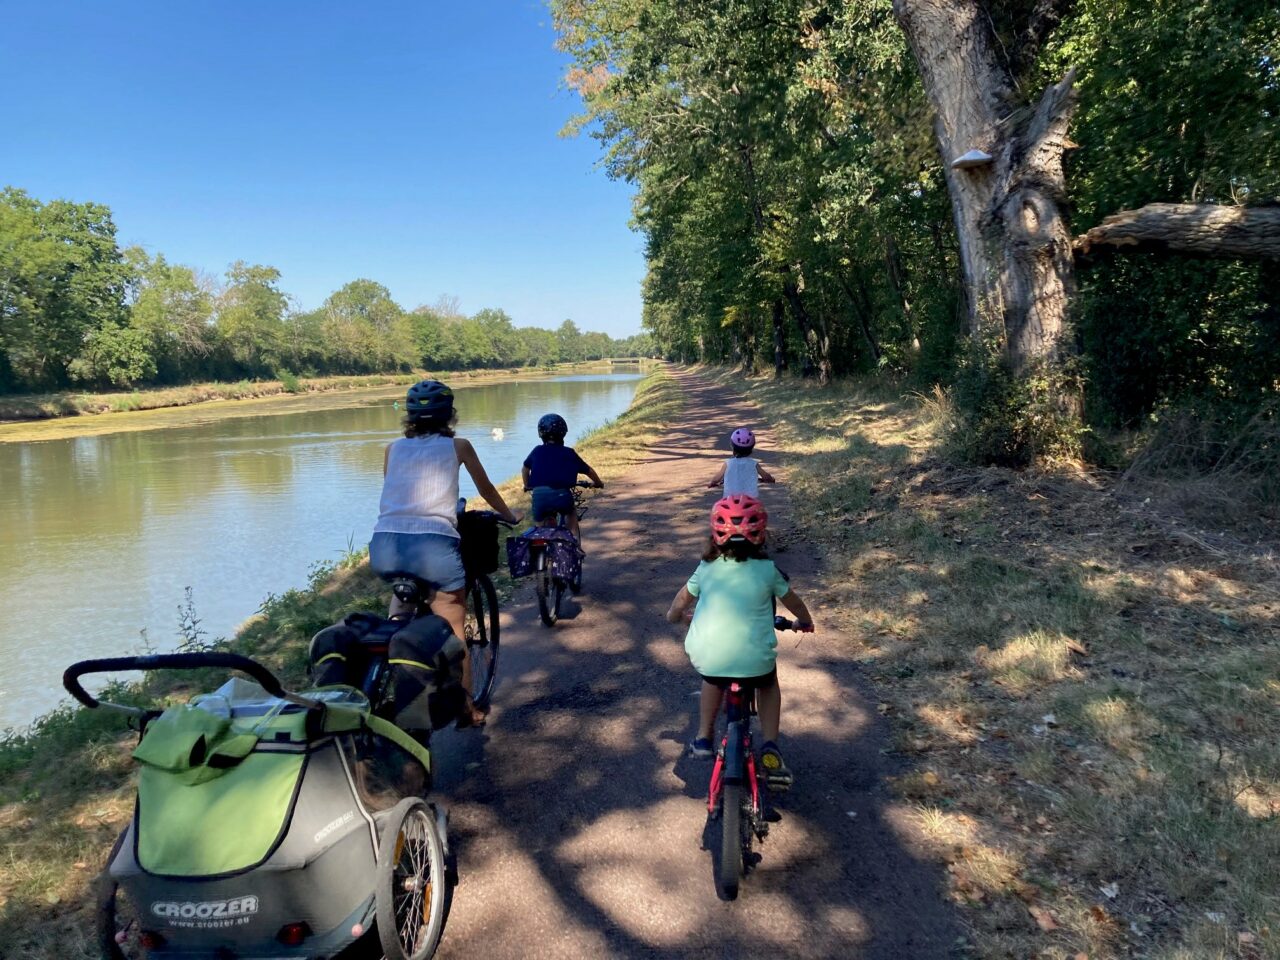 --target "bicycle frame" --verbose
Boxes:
[706,683,762,817]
